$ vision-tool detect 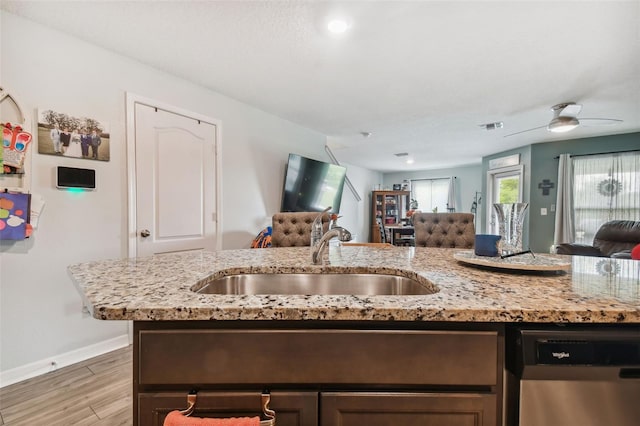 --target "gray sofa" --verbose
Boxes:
[555,220,640,258]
